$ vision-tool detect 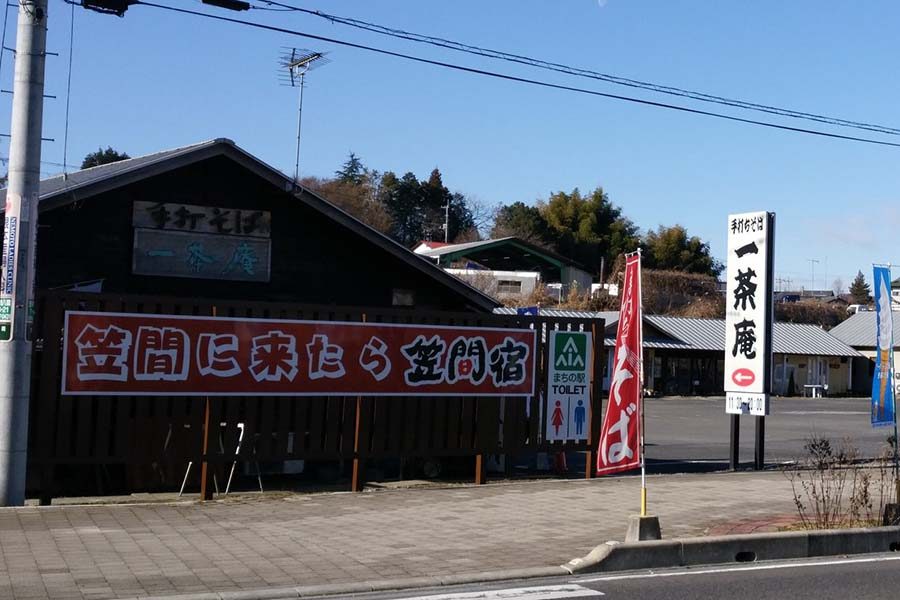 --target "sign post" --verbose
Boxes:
[724,212,775,471]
